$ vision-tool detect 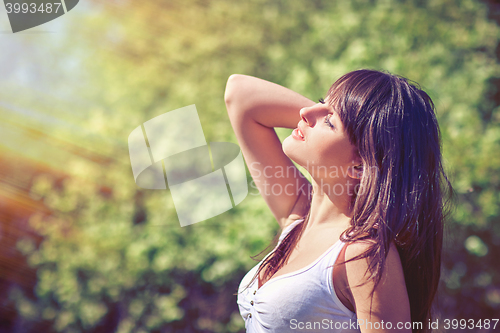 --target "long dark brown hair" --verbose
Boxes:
[243,69,452,332]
